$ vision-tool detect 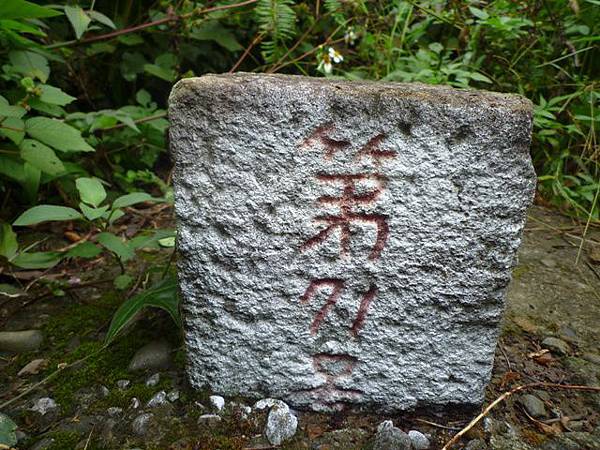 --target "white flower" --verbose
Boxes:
[328,47,343,64]
[344,28,357,45]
